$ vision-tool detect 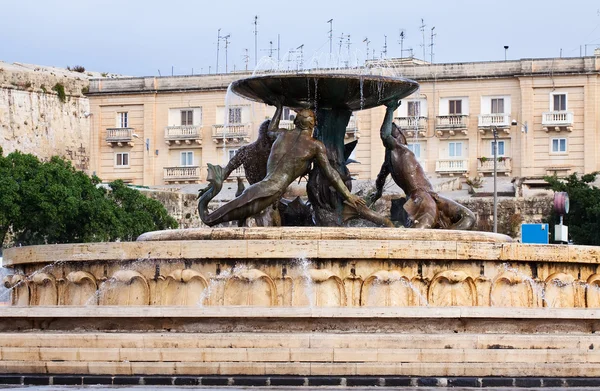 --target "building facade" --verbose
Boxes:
[87,56,600,186]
